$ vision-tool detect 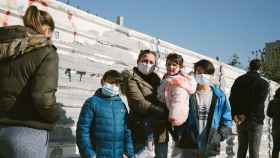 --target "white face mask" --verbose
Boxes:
[101,83,120,96]
[137,63,155,75]
[195,74,212,85]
